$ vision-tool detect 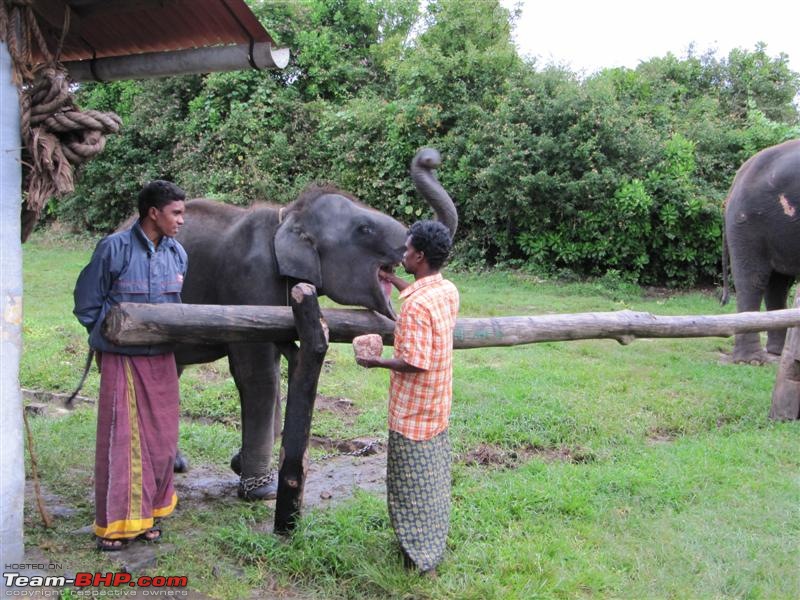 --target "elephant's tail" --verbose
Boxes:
[65,348,94,408]
[720,222,730,306]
